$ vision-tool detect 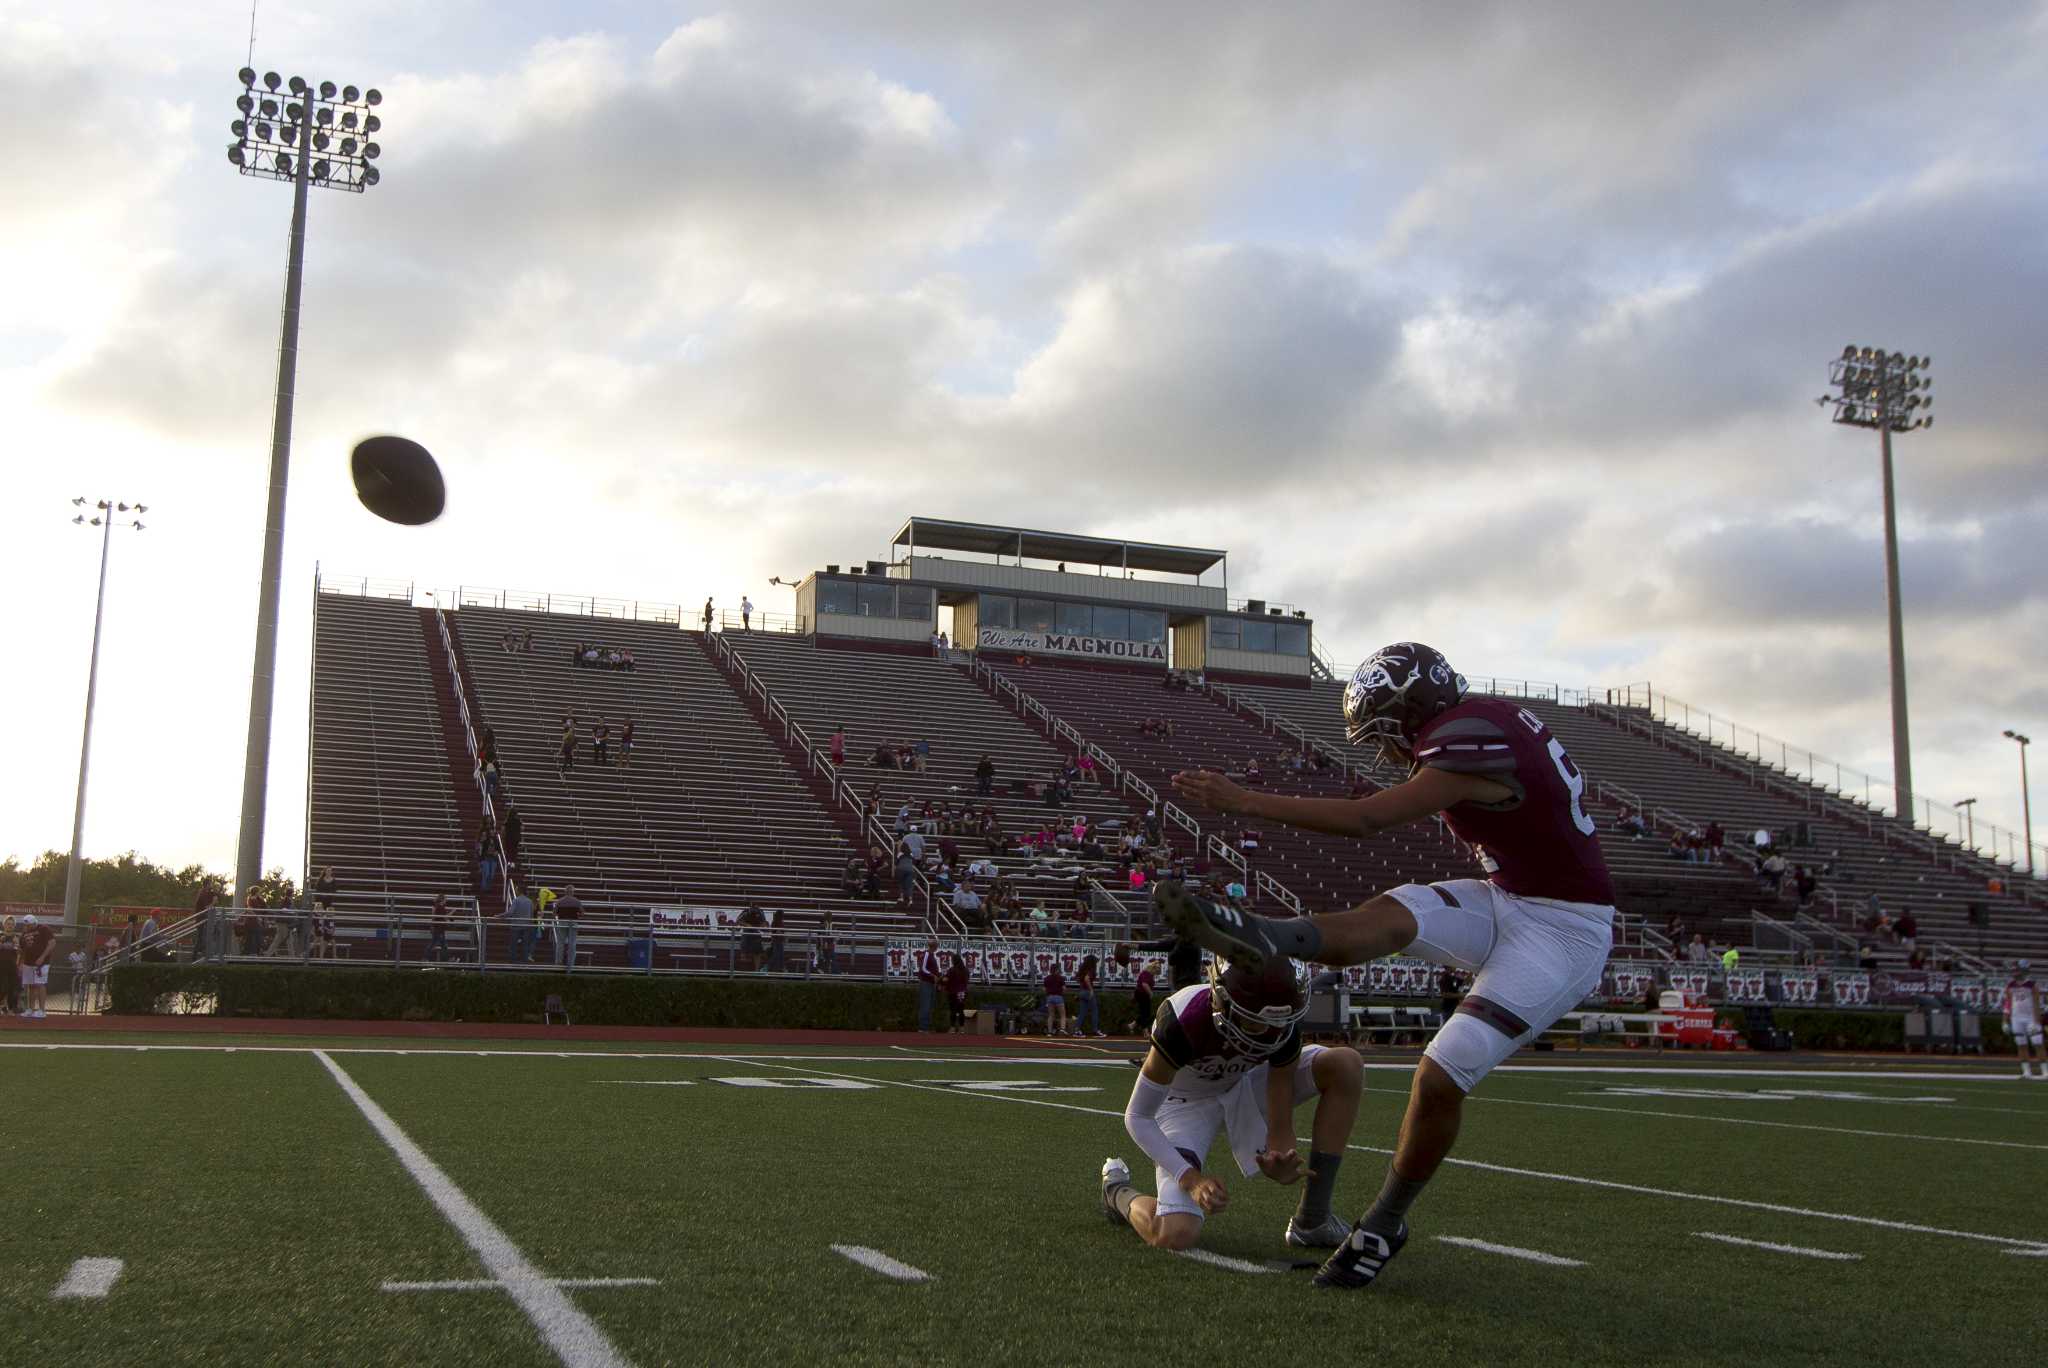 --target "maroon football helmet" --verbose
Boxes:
[1208,955,1308,1057]
[1342,641,1467,766]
